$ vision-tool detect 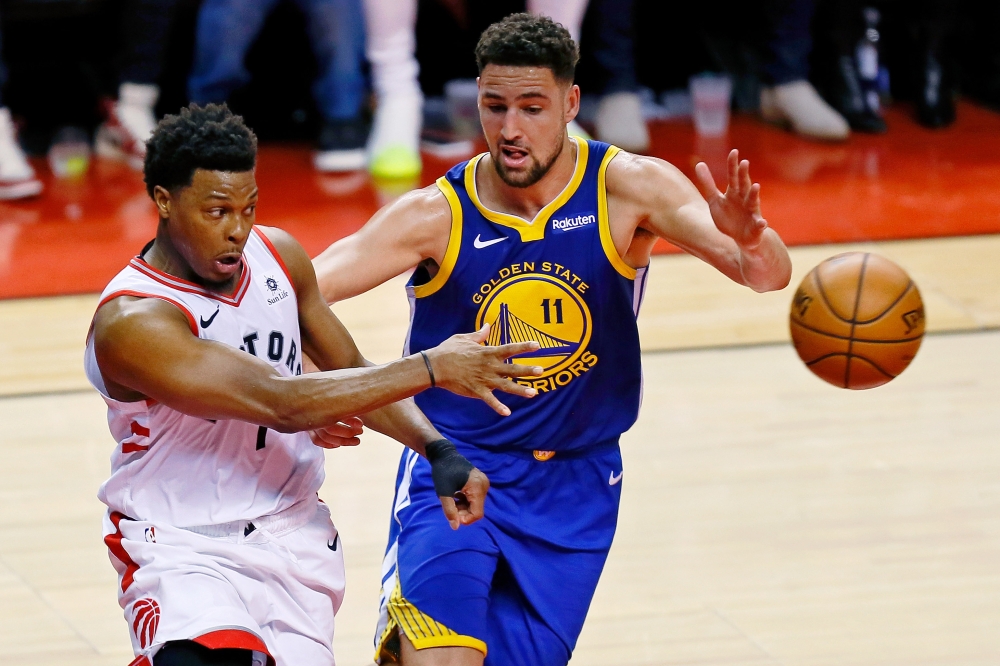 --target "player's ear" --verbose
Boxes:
[152,185,172,220]
[565,83,581,124]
